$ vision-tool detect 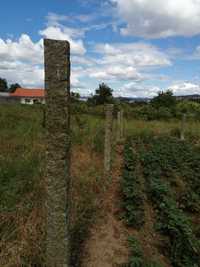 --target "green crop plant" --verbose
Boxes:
[121,236,164,267]
[139,137,200,266]
[122,141,145,228]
